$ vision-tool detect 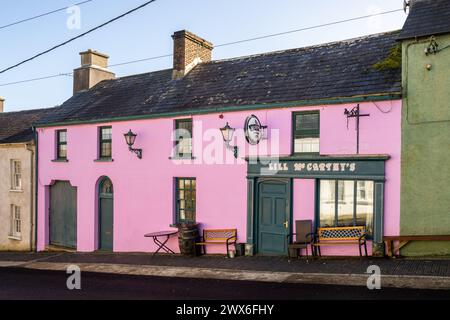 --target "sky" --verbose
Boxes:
[0,0,407,112]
